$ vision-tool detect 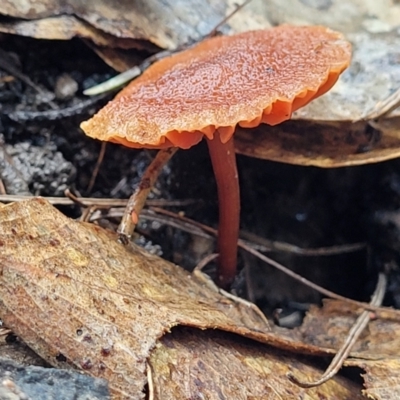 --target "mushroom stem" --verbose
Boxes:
[206,131,240,288]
